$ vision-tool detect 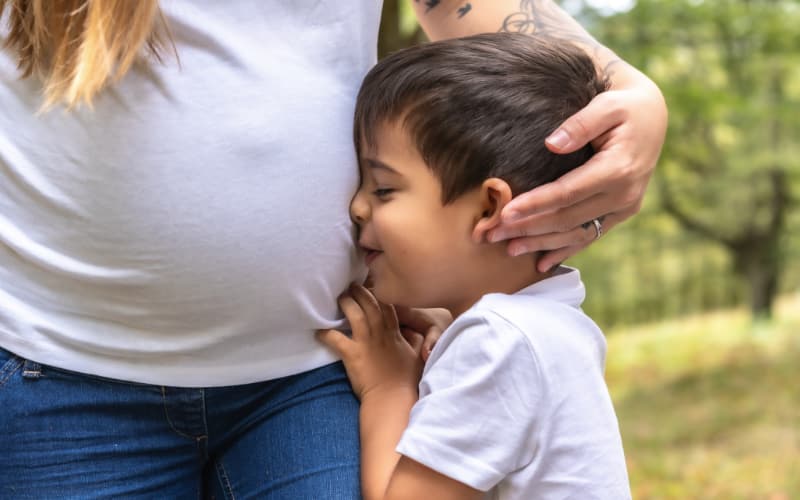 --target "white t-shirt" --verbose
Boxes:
[0,1,379,386]
[396,267,631,499]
